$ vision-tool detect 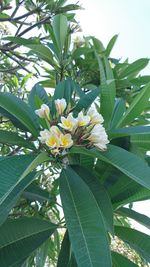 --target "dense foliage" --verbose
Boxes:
[0,1,150,266]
